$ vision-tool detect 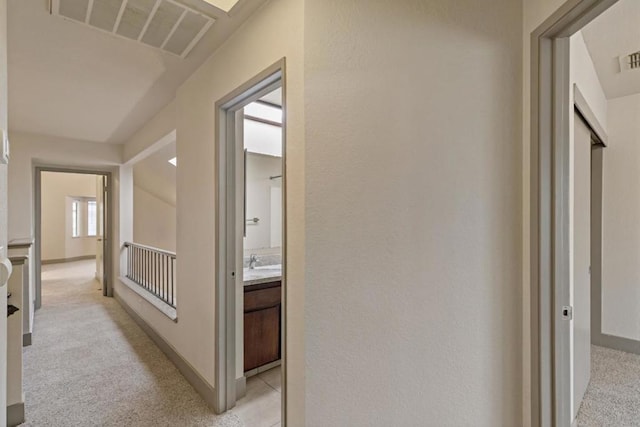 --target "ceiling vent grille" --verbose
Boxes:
[629,52,640,70]
[51,0,215,58]
[619,51,640,73]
